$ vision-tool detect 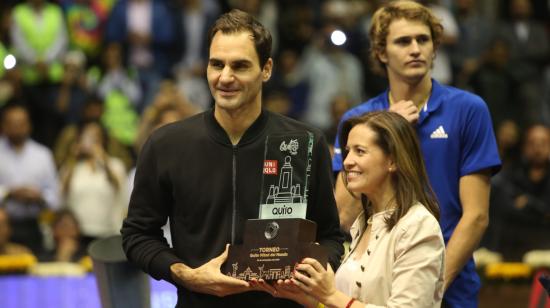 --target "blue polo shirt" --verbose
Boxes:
[333,80,501,307]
